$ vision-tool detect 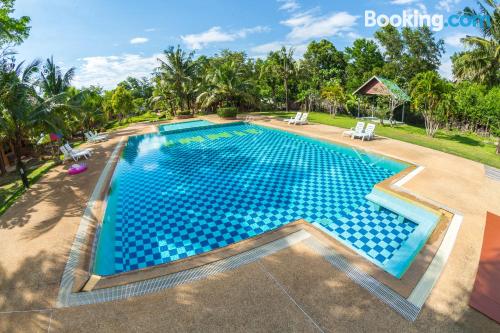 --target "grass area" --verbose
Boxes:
[105,112,169,130]
[0,160,55,216]
[0,114,171,217]
[255,111,500,169]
